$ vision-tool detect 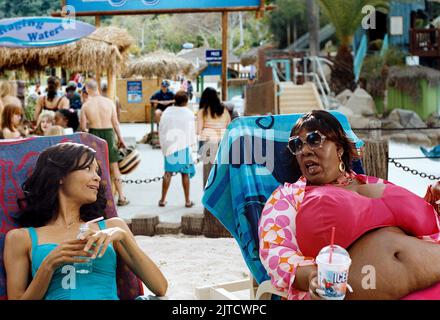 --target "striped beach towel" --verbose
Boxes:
[202,112,365,283]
